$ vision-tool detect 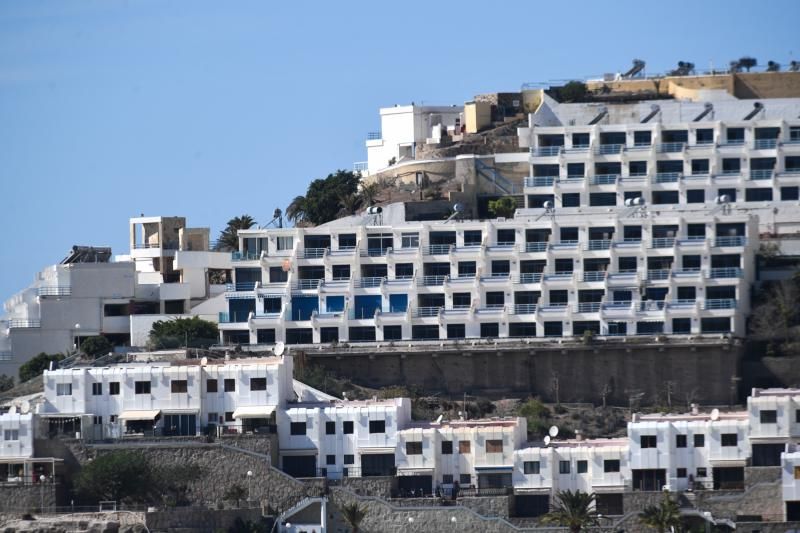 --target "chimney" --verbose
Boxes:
[691,404,699,415]
[575,429,583,441]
